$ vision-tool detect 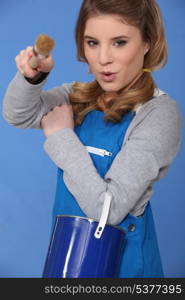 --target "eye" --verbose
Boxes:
[114,40,127,47]
[86,40,98,47]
